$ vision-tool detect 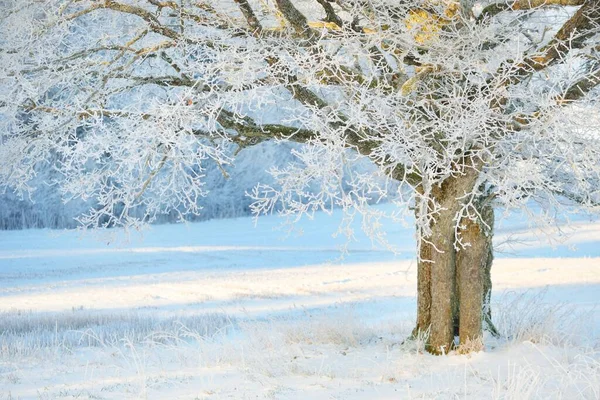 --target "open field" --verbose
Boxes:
[0,206,599,399]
